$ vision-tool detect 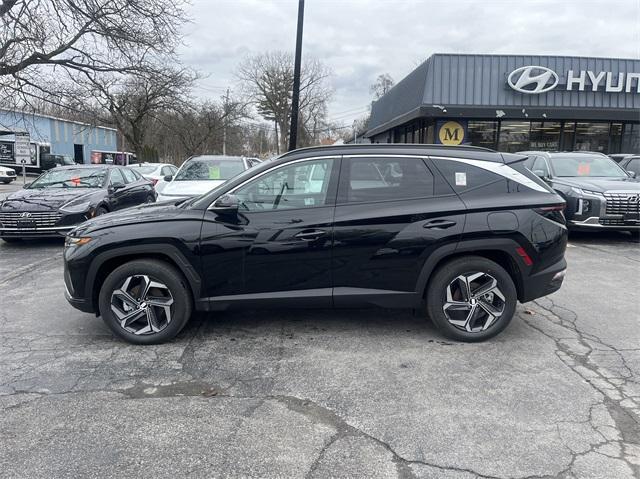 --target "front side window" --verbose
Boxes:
[175,158,245,181]
[29,168,107,189]
[550,155,628,178]
[343,157,434,203]
[626,158,640,175]
[234,158,334,211]
[531,157,550,177]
